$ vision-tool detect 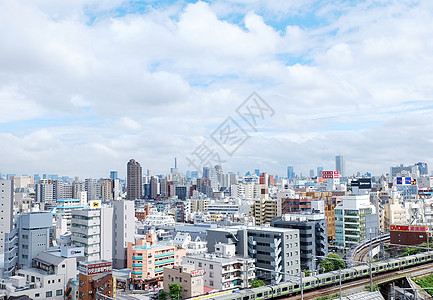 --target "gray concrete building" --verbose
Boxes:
[0,179,14,278]
[271,213,328,272]
[206,226,300,284]
[112,200,135,269]
[18,212,53,268]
